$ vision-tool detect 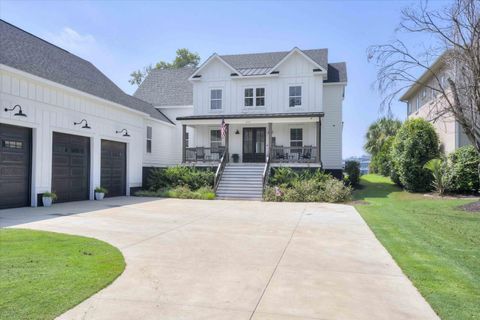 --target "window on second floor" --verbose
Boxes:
[146,126,152,153]
[289,86,302,107]
[210,89,222,110]
[244,88,265,107]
